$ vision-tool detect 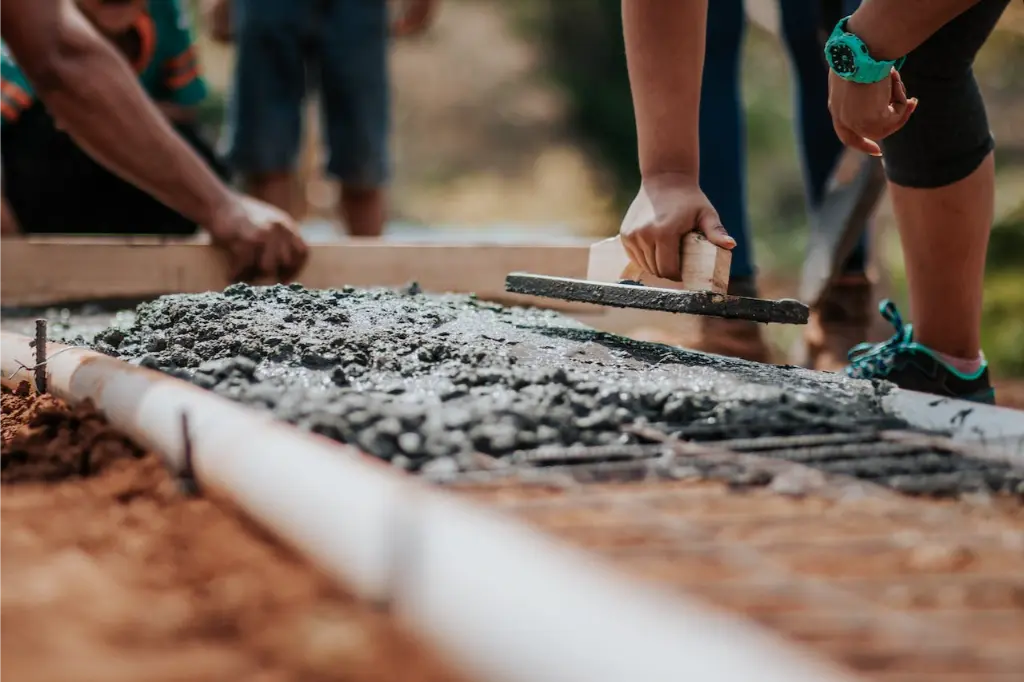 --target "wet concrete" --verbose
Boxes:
[4,284,1019,496]
[86,284,889,457]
